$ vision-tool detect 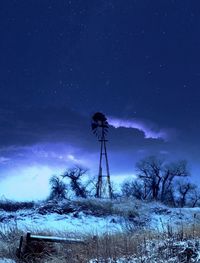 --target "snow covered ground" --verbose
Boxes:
[1,200,200,262]
[14,213,121,235]
[0,210,124,236]
[0,200,200,235]
[0,260,16,263]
